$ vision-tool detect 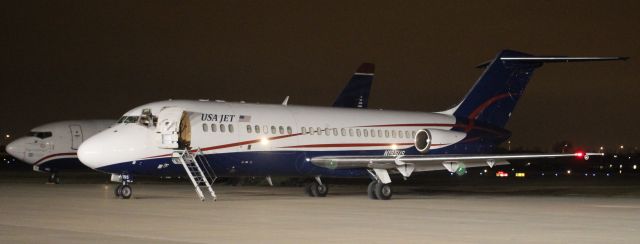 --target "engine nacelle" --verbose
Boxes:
[414,129,433,153]
[414,129,466,153]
